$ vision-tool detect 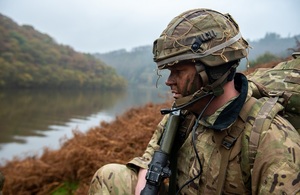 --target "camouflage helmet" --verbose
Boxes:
[153,8,249,69]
